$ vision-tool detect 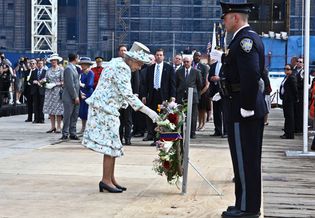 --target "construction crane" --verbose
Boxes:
[31,0,58,53]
